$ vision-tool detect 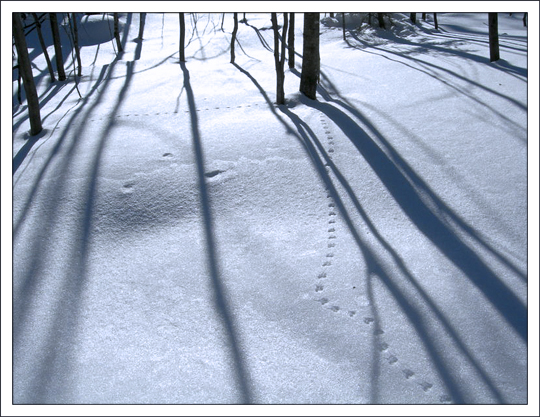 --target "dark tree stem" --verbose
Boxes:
[378,13,385,29]
[288,12,295,68]
[300,13,320,100]
[49,13,66,81]
[32,13,56,82]
[138,12,146,39]
[271,13,288,104]
[179,13,186,62]
[230,13,238,63]
[13,13,42,135]
[70,13,82,77]
[113,13,123,53]
[489,13,500,62]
